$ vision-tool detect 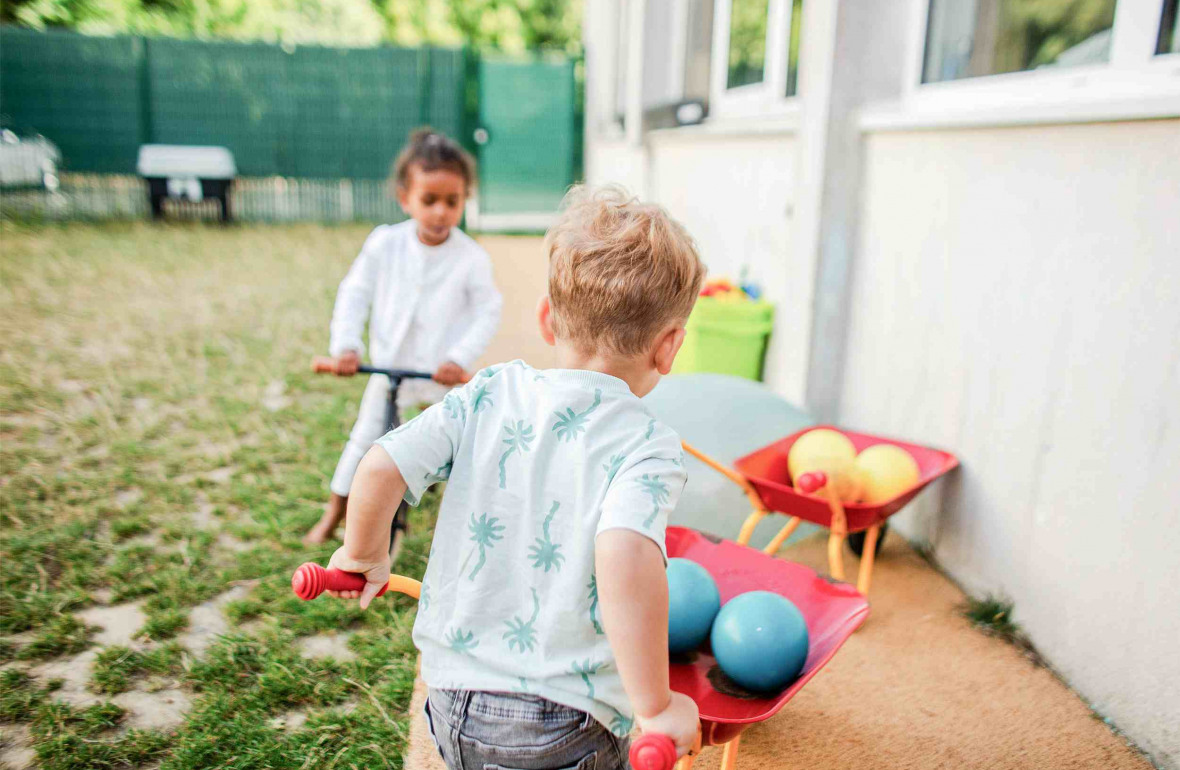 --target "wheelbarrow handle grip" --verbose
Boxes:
[629,733,678,770]
[291,563,390,601]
